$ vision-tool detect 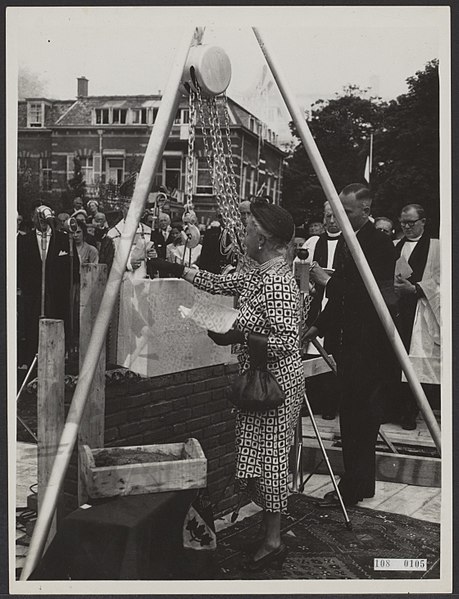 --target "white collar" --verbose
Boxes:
[36,226,52,237]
